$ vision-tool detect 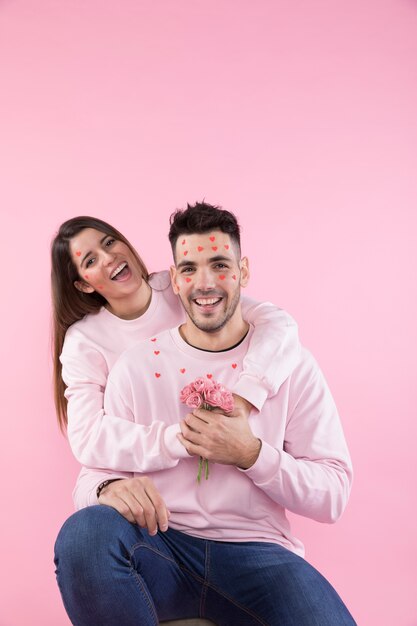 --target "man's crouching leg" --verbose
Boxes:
[204,541,356,626]
[54,505,201,626]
